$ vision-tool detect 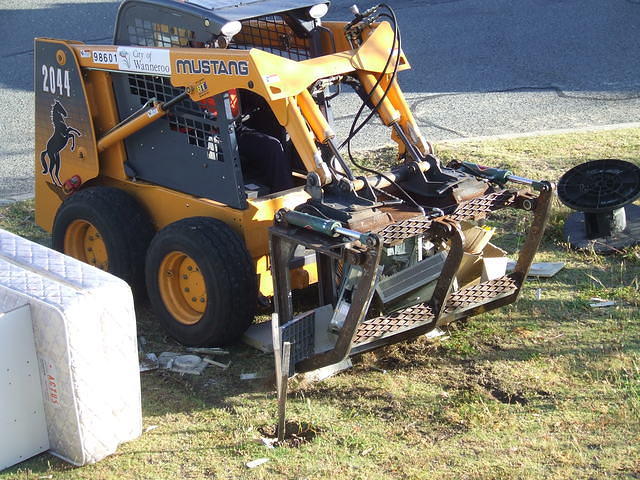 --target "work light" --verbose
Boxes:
[309,3,328,19]
[220,20,242,37]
